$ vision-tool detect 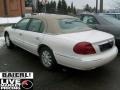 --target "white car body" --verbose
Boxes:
[4,14,118,70]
